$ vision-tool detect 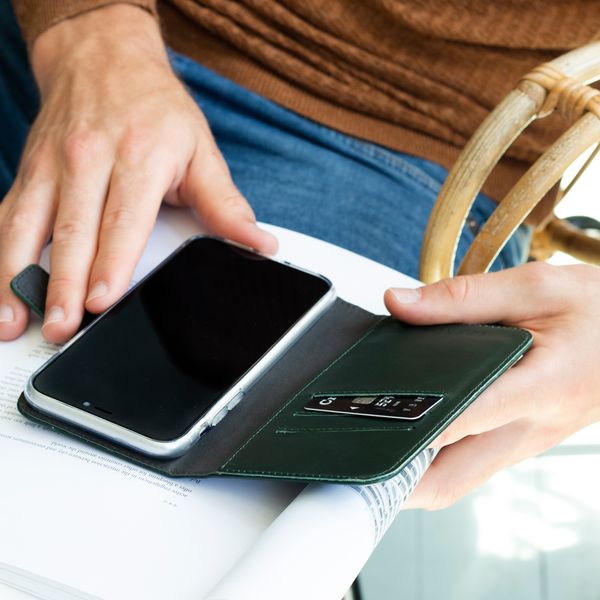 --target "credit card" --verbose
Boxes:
[304,393,443,420]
